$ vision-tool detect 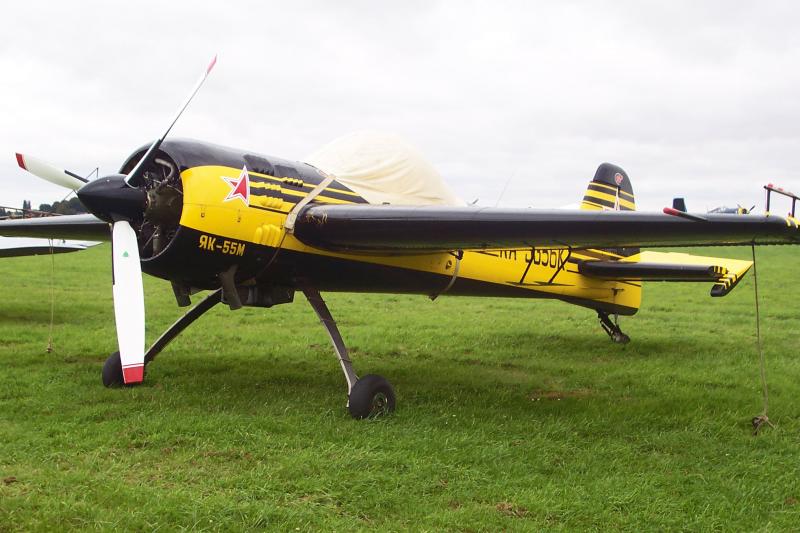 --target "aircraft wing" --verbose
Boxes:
[0,214,110,241]
[0,237,101,258]
[293,205,800,252]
